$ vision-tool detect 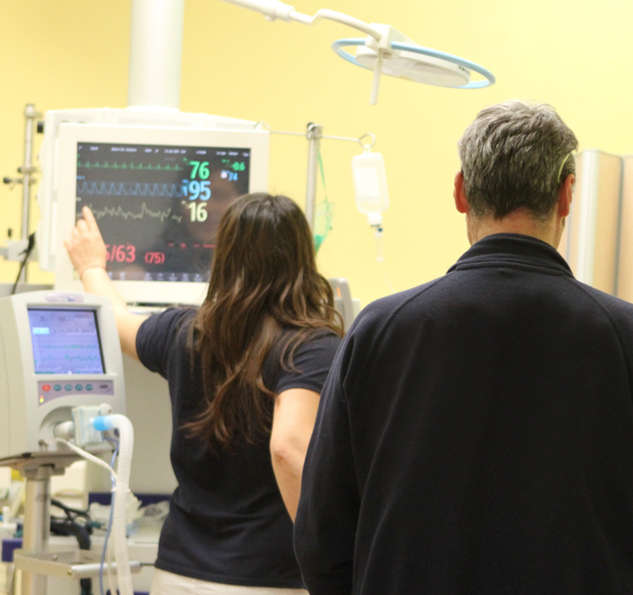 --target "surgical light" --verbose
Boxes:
[216,0,495,104]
